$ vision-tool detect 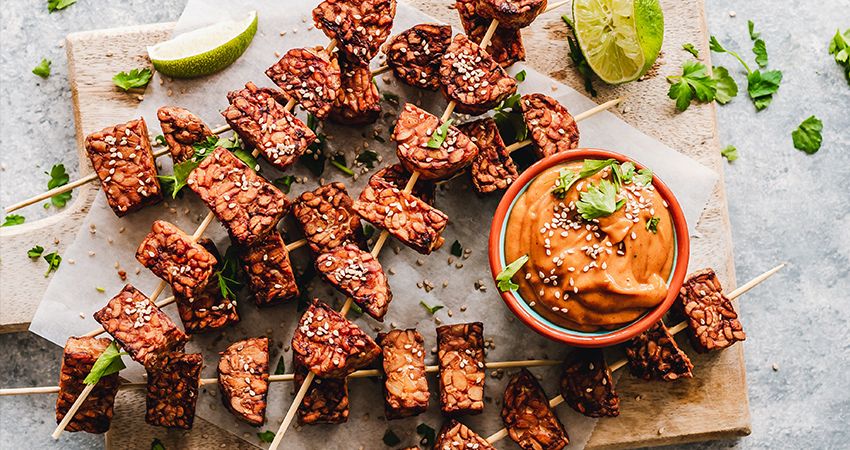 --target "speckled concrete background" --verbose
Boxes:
[1,0,848,449]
